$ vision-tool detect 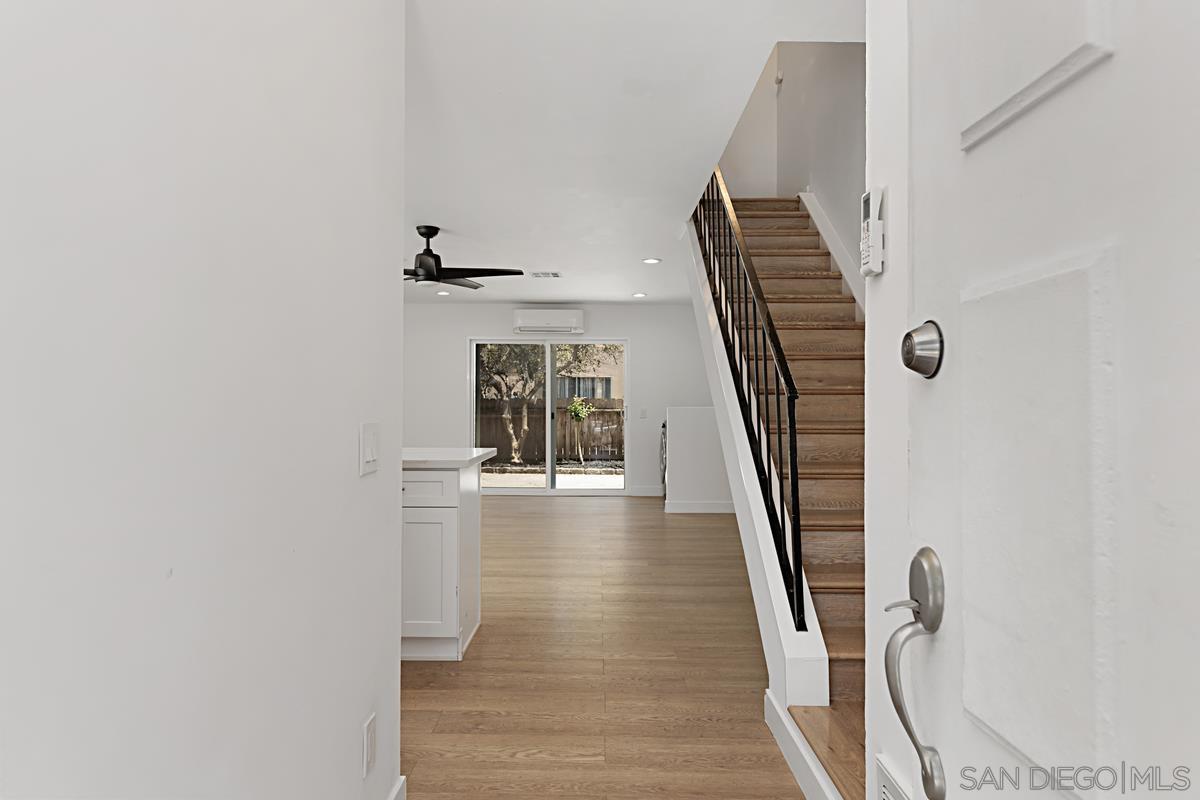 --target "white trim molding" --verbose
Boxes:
[765,689,843,800]
[960,1,1113,150]
[797,191,865,311]
[684,222,829,708]
[388,775,407,800]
